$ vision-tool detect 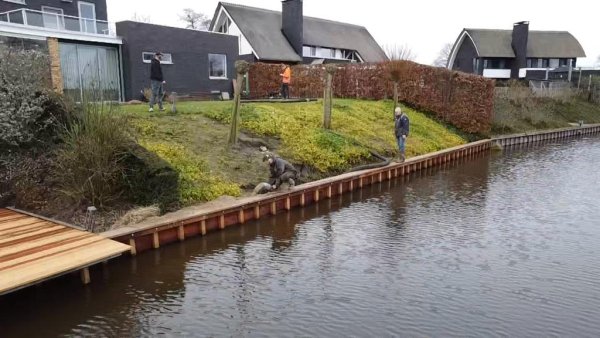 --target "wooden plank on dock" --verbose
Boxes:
[0,209,130,296]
